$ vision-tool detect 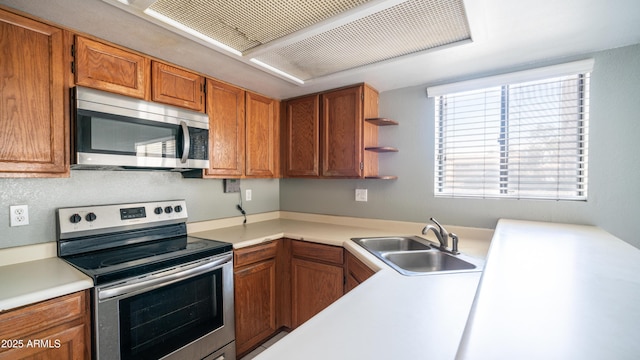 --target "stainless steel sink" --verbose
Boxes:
[351,236,483,276]
[381,251,478,275]
[353,236,432,252]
